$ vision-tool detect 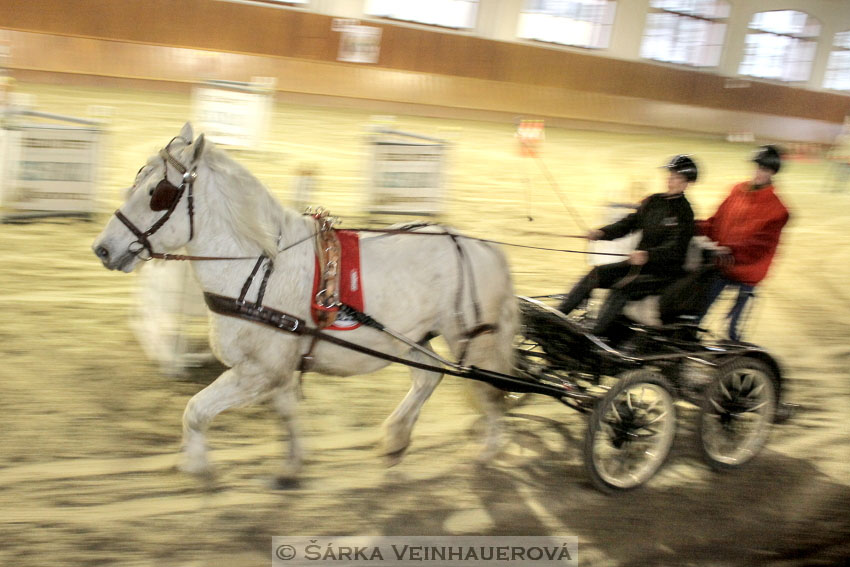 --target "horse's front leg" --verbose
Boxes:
[180,365,275,476]
[465,381,507,463]
[271,382,304,488]
[382,344,443,465]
